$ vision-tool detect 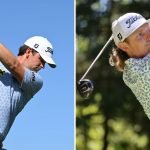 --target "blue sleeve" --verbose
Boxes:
[21,68,43,99]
